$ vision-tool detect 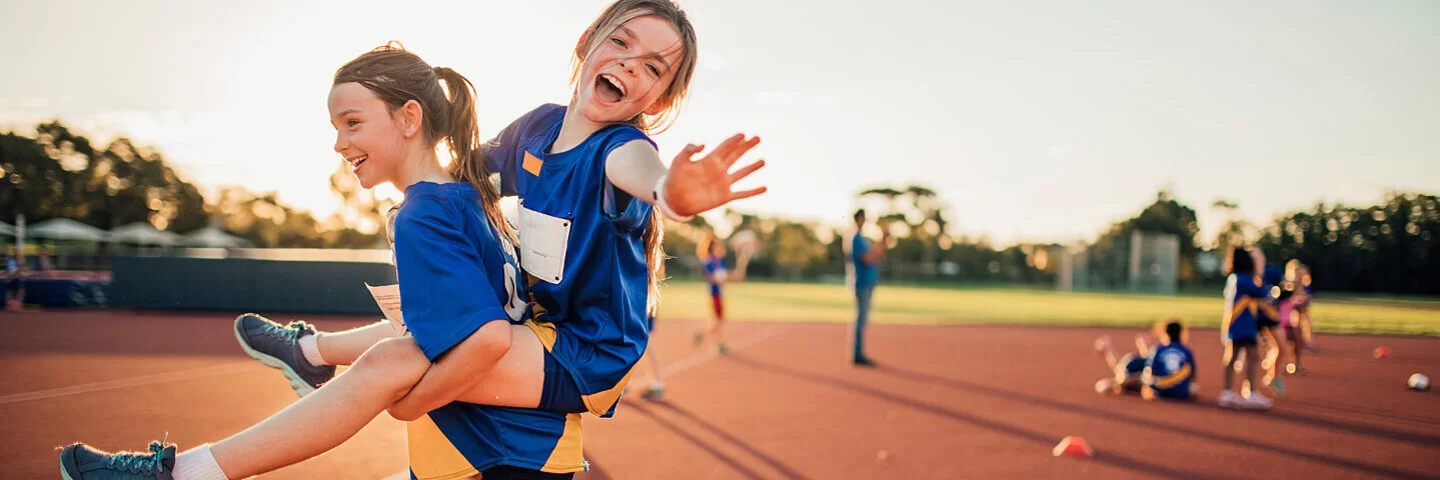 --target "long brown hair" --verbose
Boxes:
[571,0,700,314]
[333,42,512,241]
